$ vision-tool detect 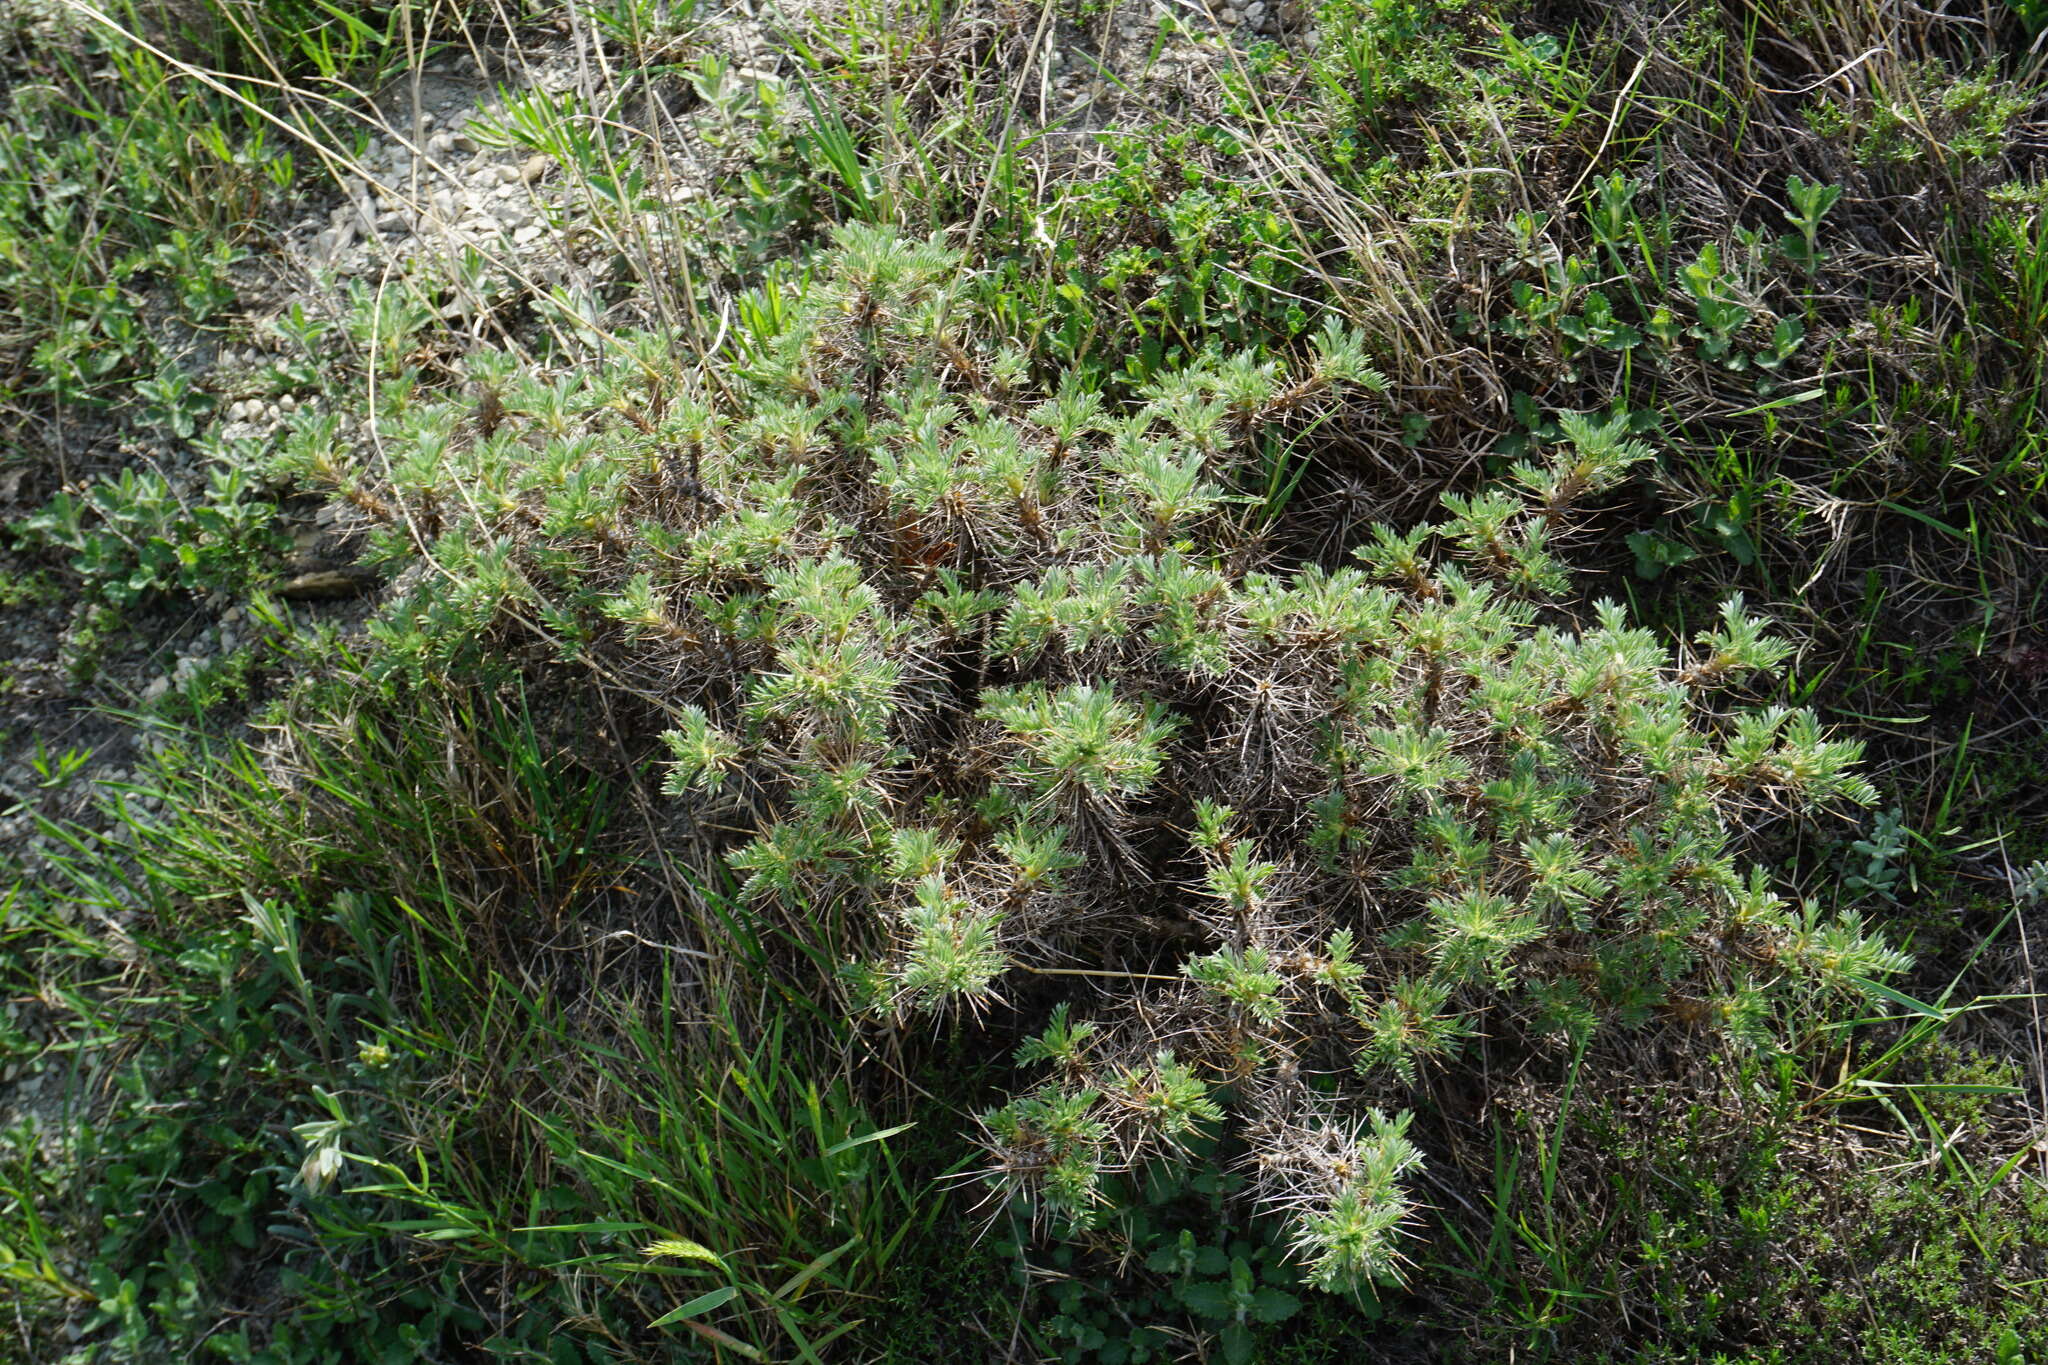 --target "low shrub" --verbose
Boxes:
[331,223,1912,1295]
